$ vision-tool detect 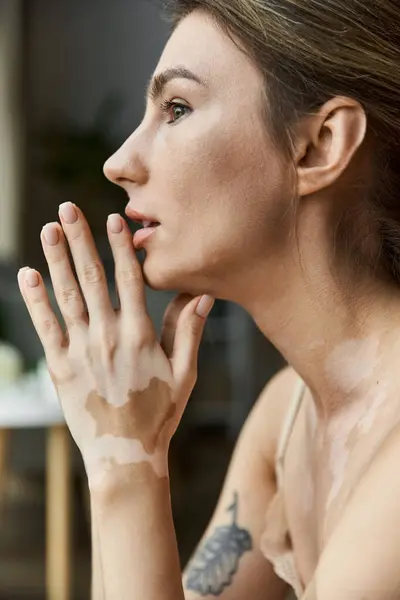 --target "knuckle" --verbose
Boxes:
[60,286,80,304]
[68,227,83,241]
[130,326,154,349]
[43,315,58,332]
[30,294,43,306]
[48,360,75,386]
[81,261,104,285]
[65,314,87,328]
[47,254,65,266]
[94,329,117,366]
[117,267,139,285]
[92,322,117,350]
[184,320,198,336]
[98,330,117,351]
